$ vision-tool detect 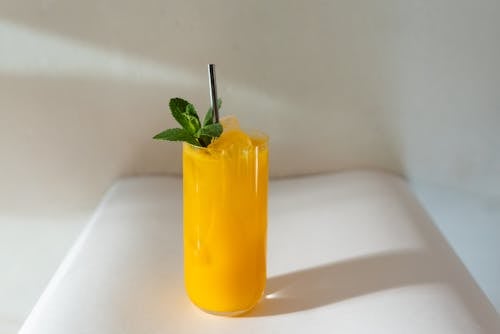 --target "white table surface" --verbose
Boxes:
[19,171,500,333]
